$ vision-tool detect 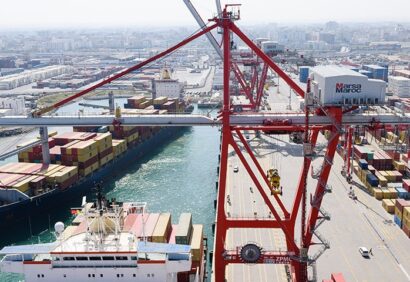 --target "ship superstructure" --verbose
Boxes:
[0,191,206,282]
